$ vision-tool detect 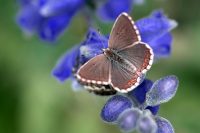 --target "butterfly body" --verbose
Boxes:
[76,12,154,94]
